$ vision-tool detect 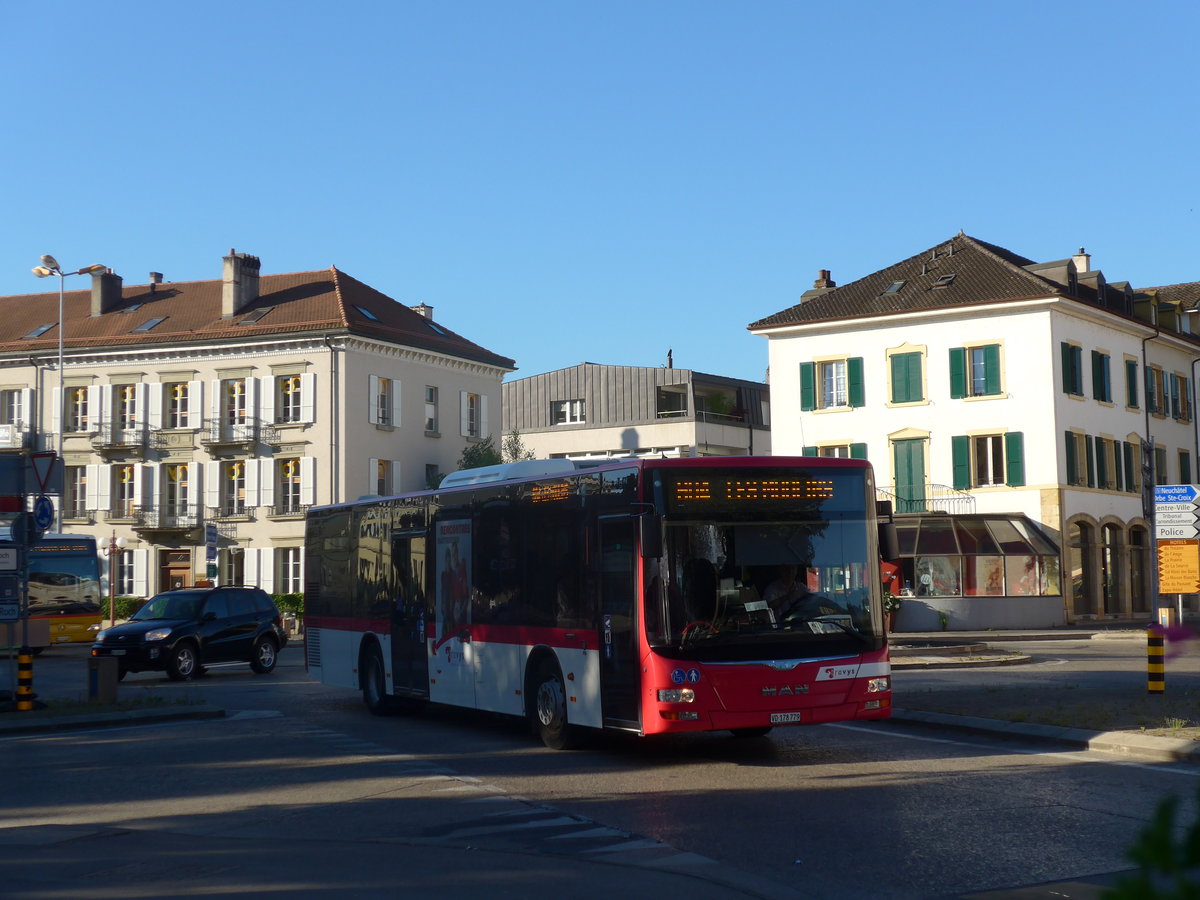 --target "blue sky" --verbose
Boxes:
[3,1,1198,384]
